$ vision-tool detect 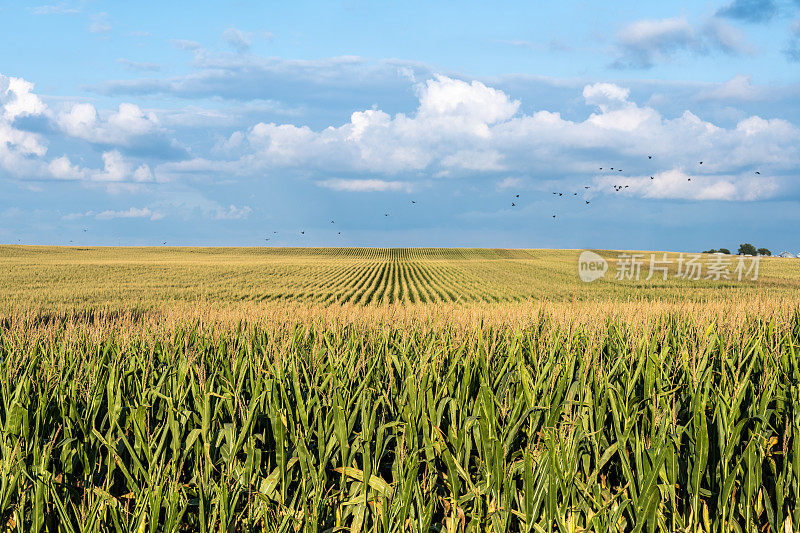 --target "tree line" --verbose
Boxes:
[702,243,770,256]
